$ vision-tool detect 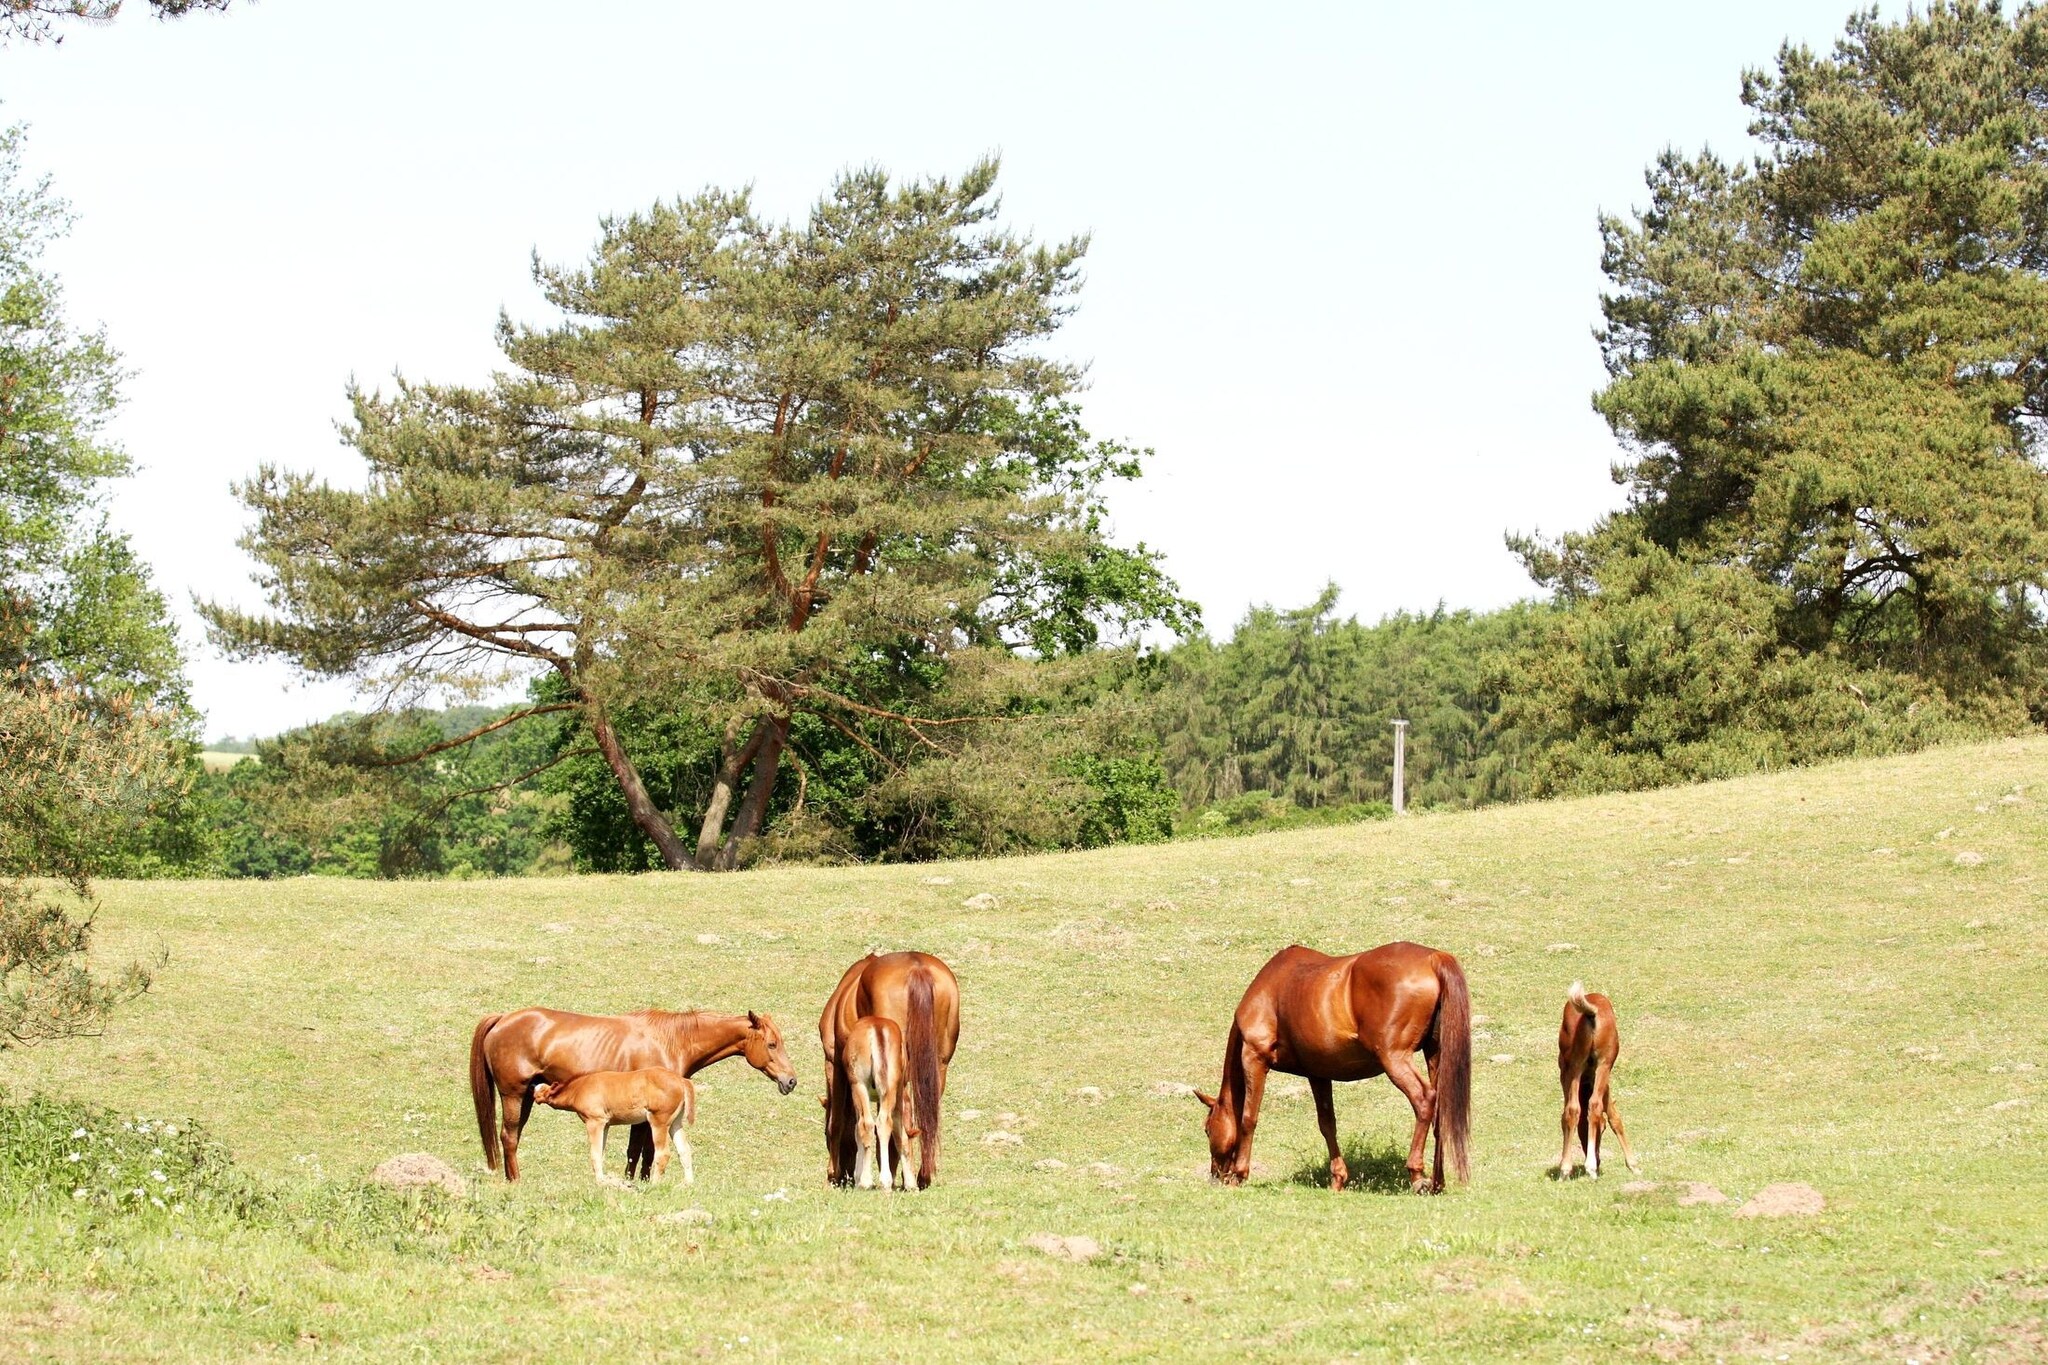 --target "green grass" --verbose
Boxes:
[4,736,2045,1362]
